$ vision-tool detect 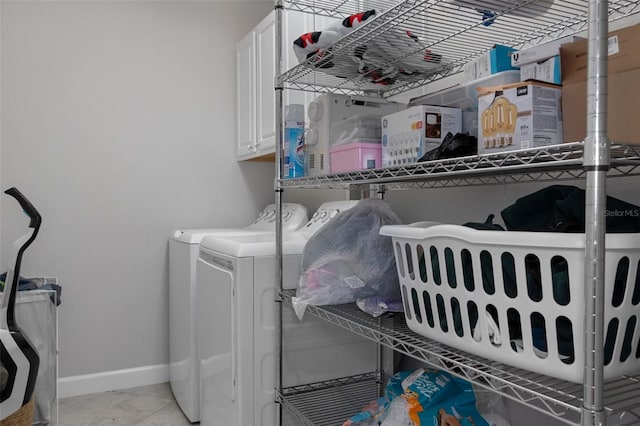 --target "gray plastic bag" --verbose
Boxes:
[292,198,402,319]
